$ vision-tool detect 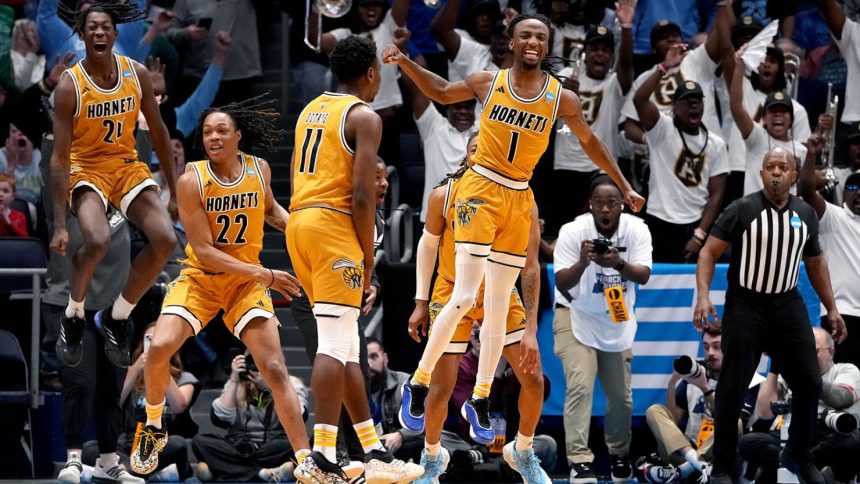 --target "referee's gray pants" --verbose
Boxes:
[712,287,821,475]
